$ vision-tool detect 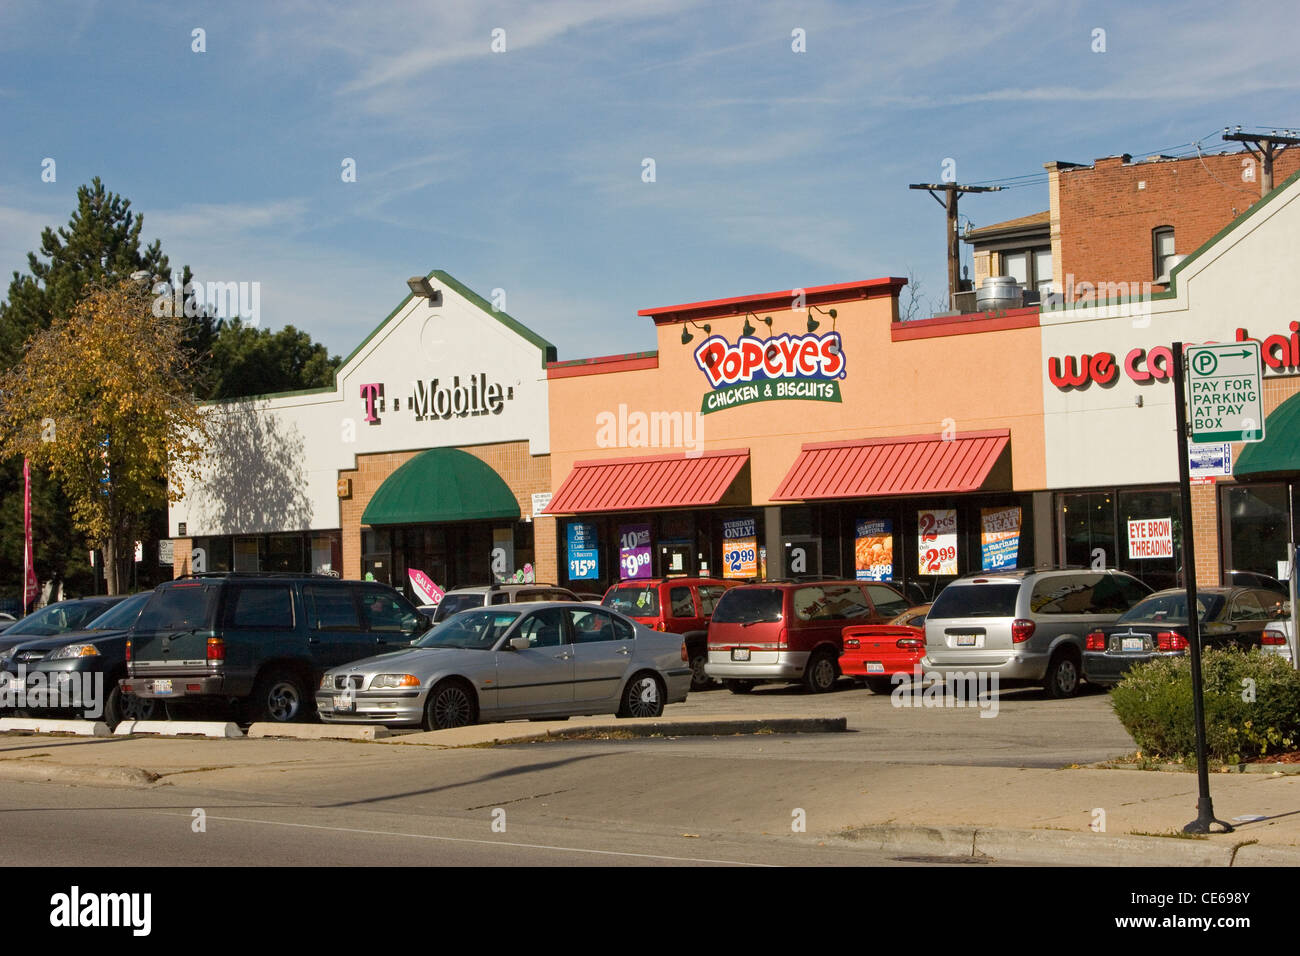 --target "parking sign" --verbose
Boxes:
[1186,342,1265,444]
